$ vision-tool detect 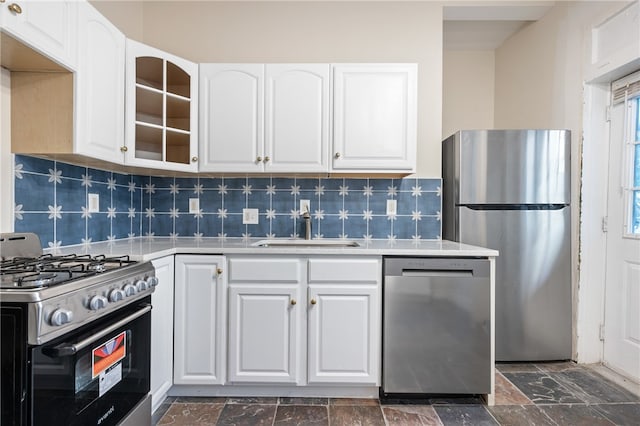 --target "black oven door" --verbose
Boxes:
[31,298,151,426]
